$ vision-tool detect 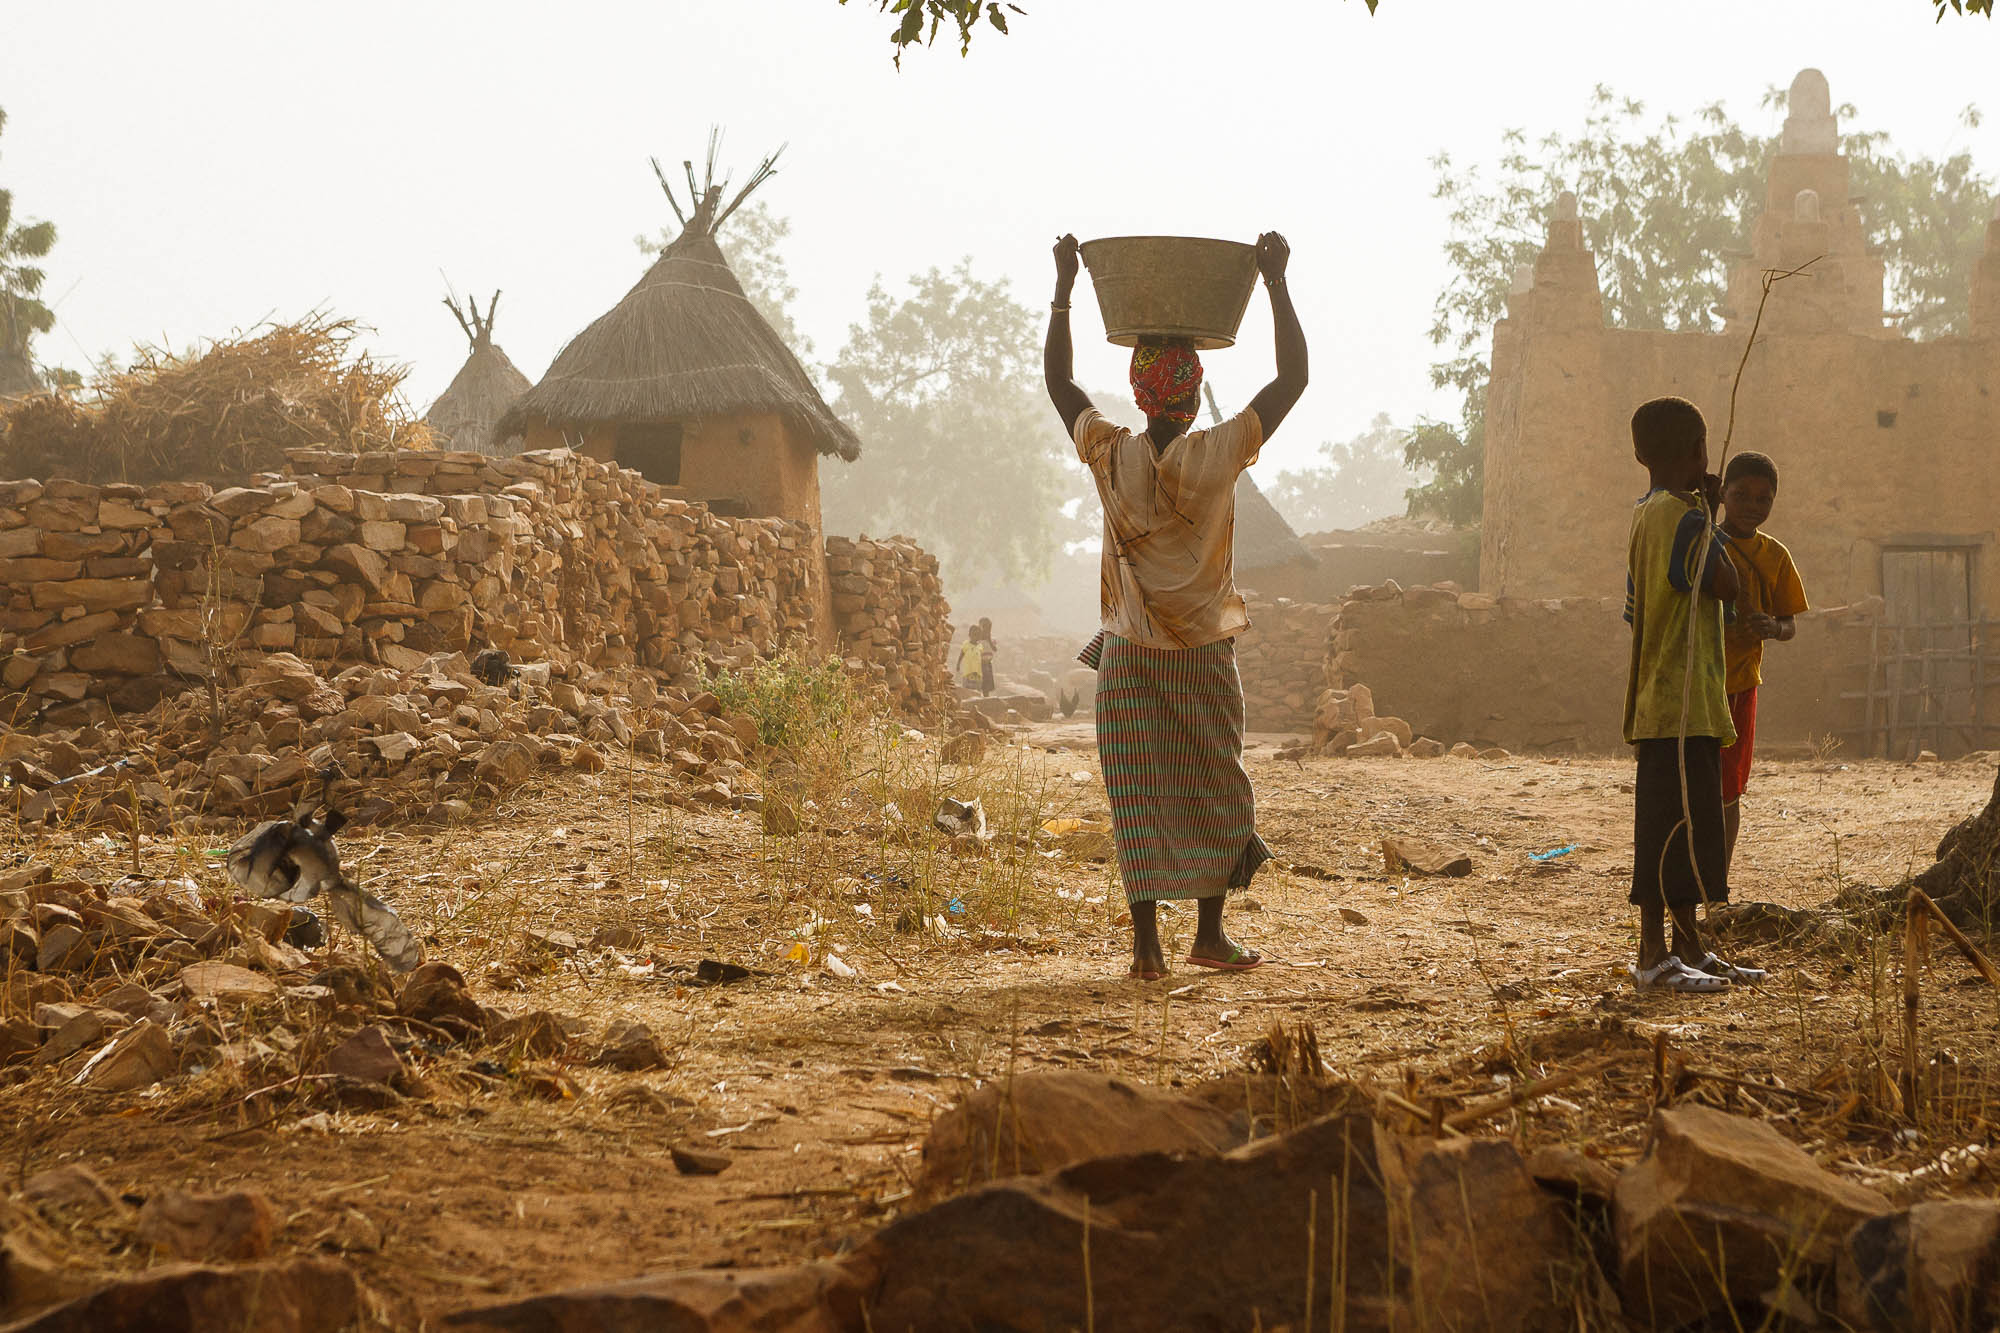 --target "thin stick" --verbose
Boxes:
[1901,891,1928,1118]
[1443,1053,1628,1131]
[1081,1196,1094,1333]
[1303,1185,1317,1333]
[1676,255,1825,919]
[1908,887,2000,988]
